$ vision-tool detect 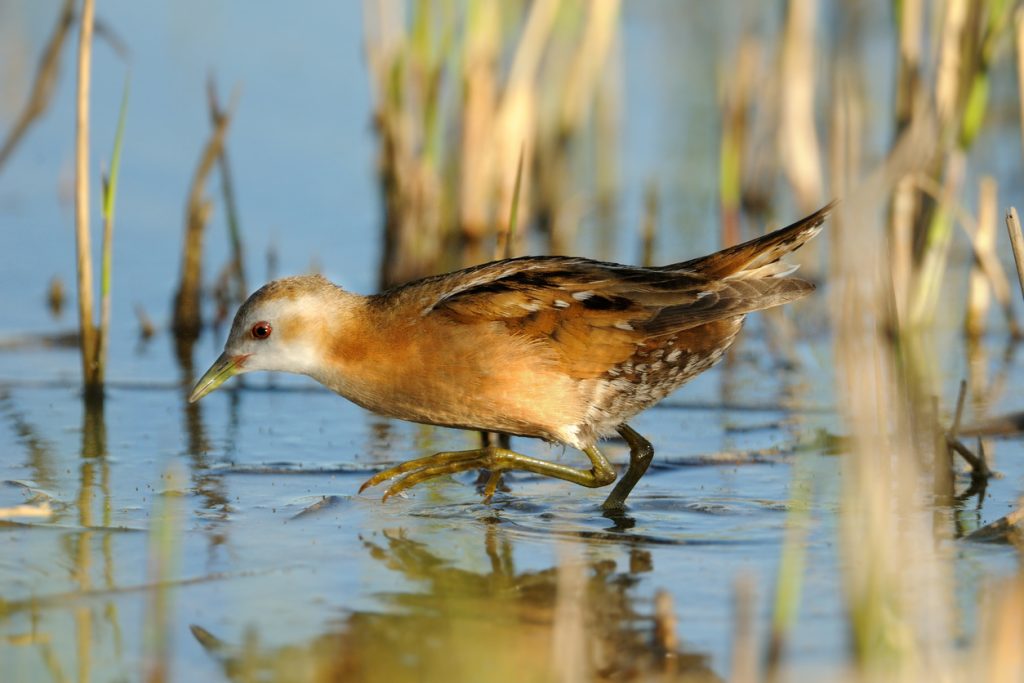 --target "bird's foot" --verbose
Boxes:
[359,445,617,502]
[358,447,521,502]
